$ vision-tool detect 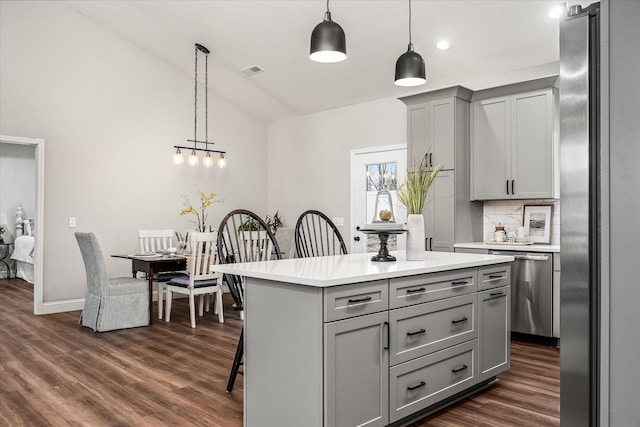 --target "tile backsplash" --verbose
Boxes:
[483,199,560,245]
